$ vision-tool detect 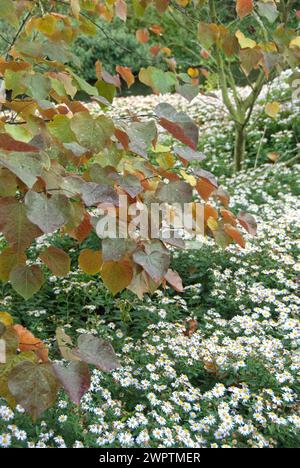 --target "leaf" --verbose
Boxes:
[0,0,18,27]
[240,47,263,76]
[236,0,254,19]
[56,328,80,362]
[238,211,257,235]
[173,146,205,162]
[25,192,70,234]
[156,180,193,203]
[115,0,127,21]
[0,351,36,408]
[53,361,90,405]
[265,101,280,118]
[290,37,300,49]
[0,151,49,188]
[75,334,120,371]
[223,224,246,248]
[116,66,135,88]
[70,0,81,18]
[1,326,19,355]
[236,30,256,49]
[70,113,114,152]
[155,103,198,150]
[118,174,142,198]
[0,312,13,327]
[133,248,170,282]
[81,182,119,207]
[9,265,44,300]
[102,238,136,262]
[0,134,38,152]
[101,260,133,295]
[257,1,279,23]
[39,246,71,277]
[78,249,103,275]
[0,168,17,196]
[48,115,77,143]
[0,198,42,252]
[136,28,149,43]
[13,325,48,363]
[8,362,58,421]
[0,248,26,282]
[198,22,219,49]
[165,269,184,292]
[195,169,218,201]
[139,67,177,94]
